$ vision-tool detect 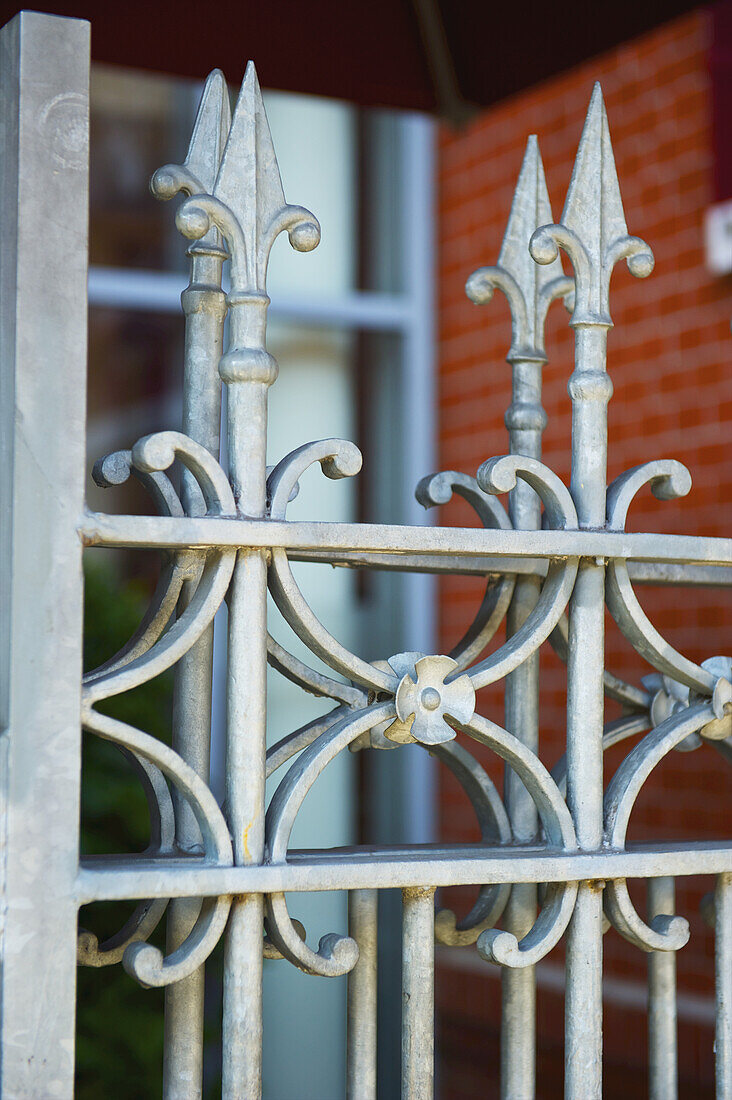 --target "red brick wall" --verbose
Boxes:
[436,9,730,1094]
